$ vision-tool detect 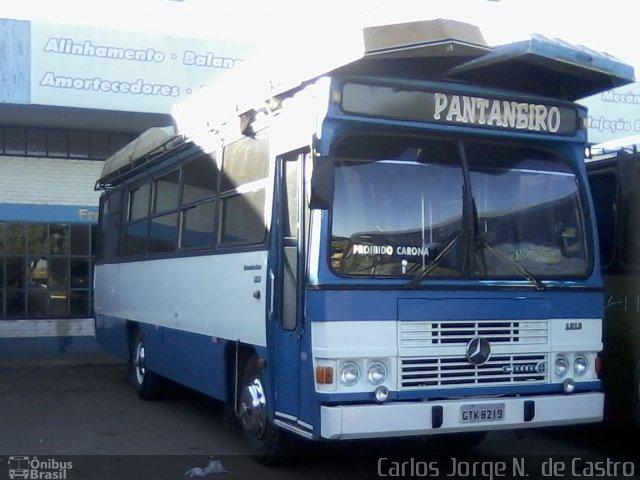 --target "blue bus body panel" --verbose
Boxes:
[95,314,231,401]
[95,314,130,360]
[305,289,602,323]
[145,324,229,401]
